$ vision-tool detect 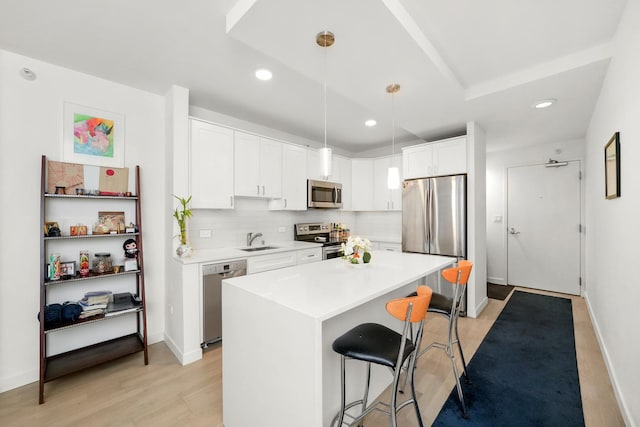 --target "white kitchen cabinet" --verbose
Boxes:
[373,155,402,211]
[377,242,402,252]
[189,119,235,209]
[234,131,282,198]
[402,136,466,180]
[307,149,323,181]
[333,155,352,211]
[247,251,297,274]
[296,247,322,264]
[351,159,374,211]
[269,144,308,210]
